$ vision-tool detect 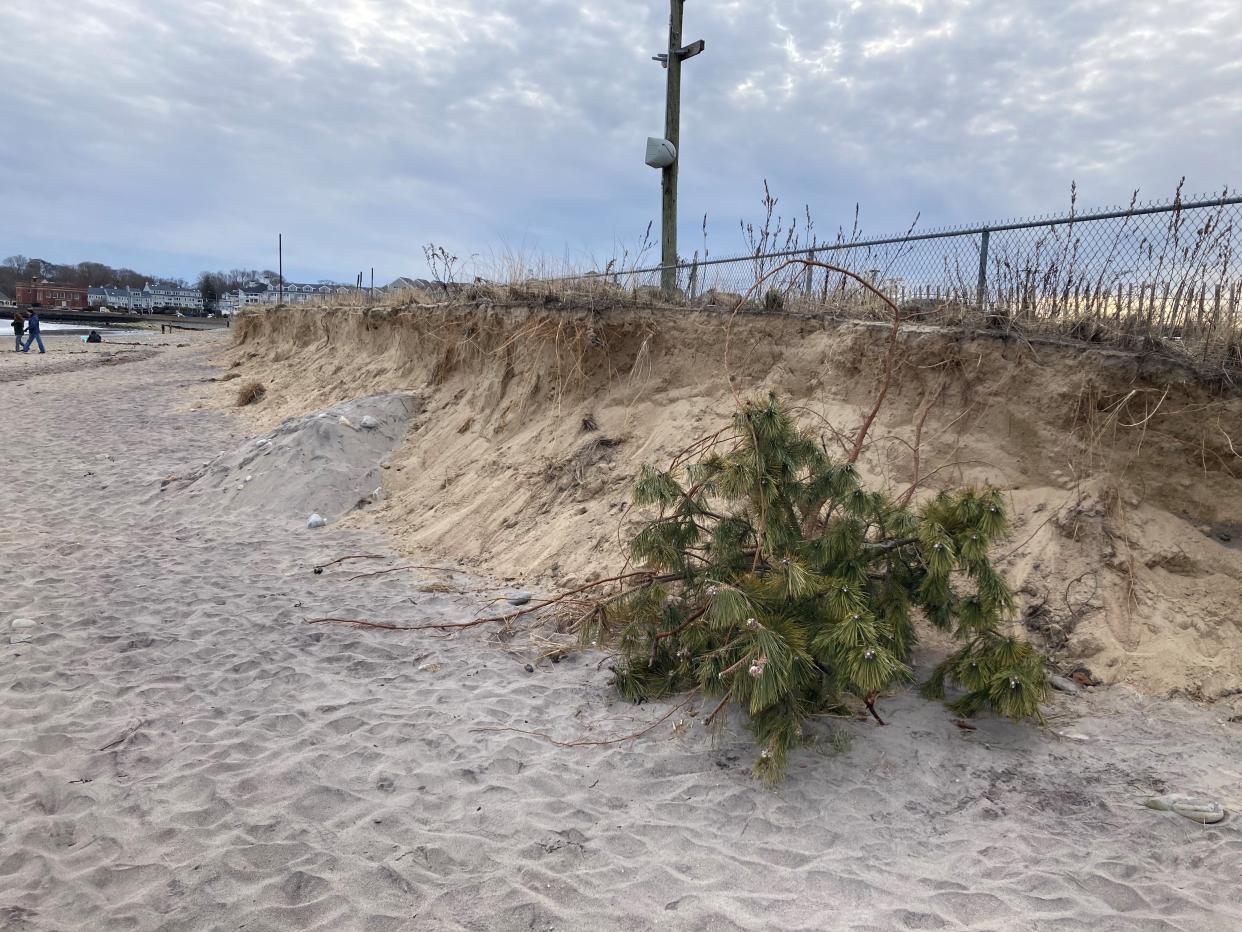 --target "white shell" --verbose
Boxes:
[1145,794,1226,823]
